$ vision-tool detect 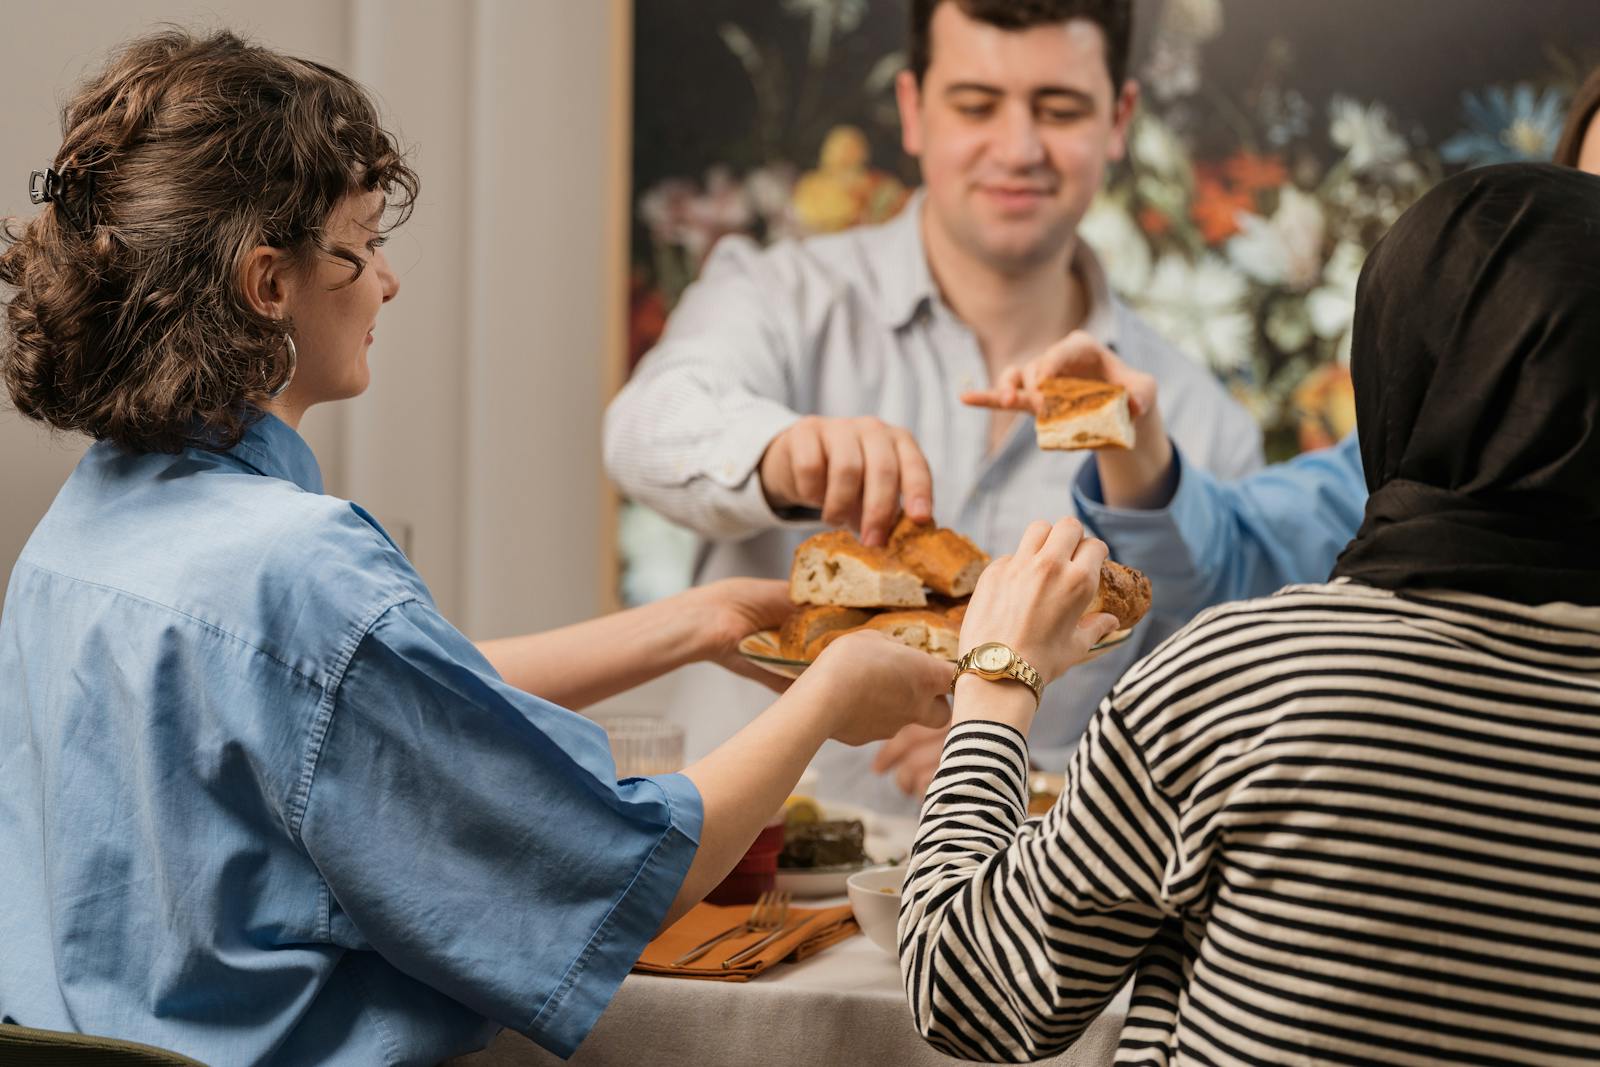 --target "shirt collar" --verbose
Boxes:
[224,412,325,494]
[875,189,939,330]
[874,188,1120,347]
